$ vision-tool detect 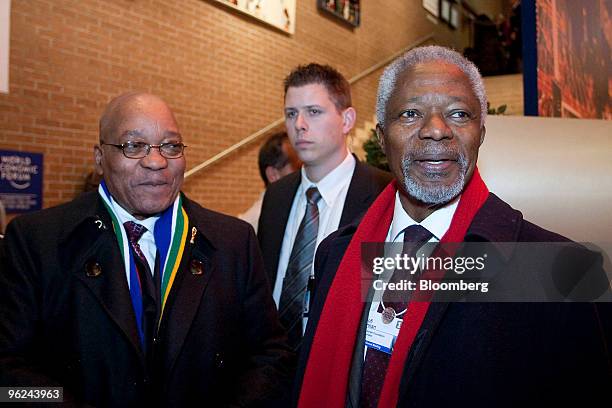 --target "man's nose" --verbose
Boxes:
[295,112,308,132]
[140,146,168,170]
[419,113,452,141]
